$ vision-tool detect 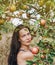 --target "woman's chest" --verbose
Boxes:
[25,51,34,60]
